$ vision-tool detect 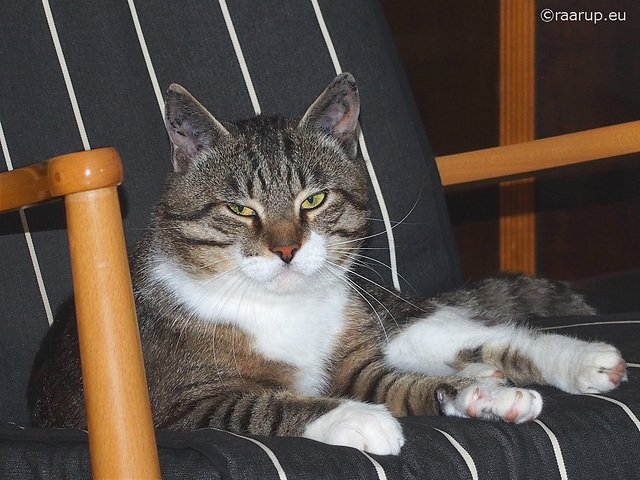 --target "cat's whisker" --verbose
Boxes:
[326,230,386,248]
[334,250,417,294]
[330,252,386,283]
[224,276,257,381]
[164,267,241,336]
[330,245,390,251]
[197,268,252,383]
[326,259,427,314]
[200,265,243,291]
[365,217,424,226]
[329,186,425,249]
[321,261,395,341]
